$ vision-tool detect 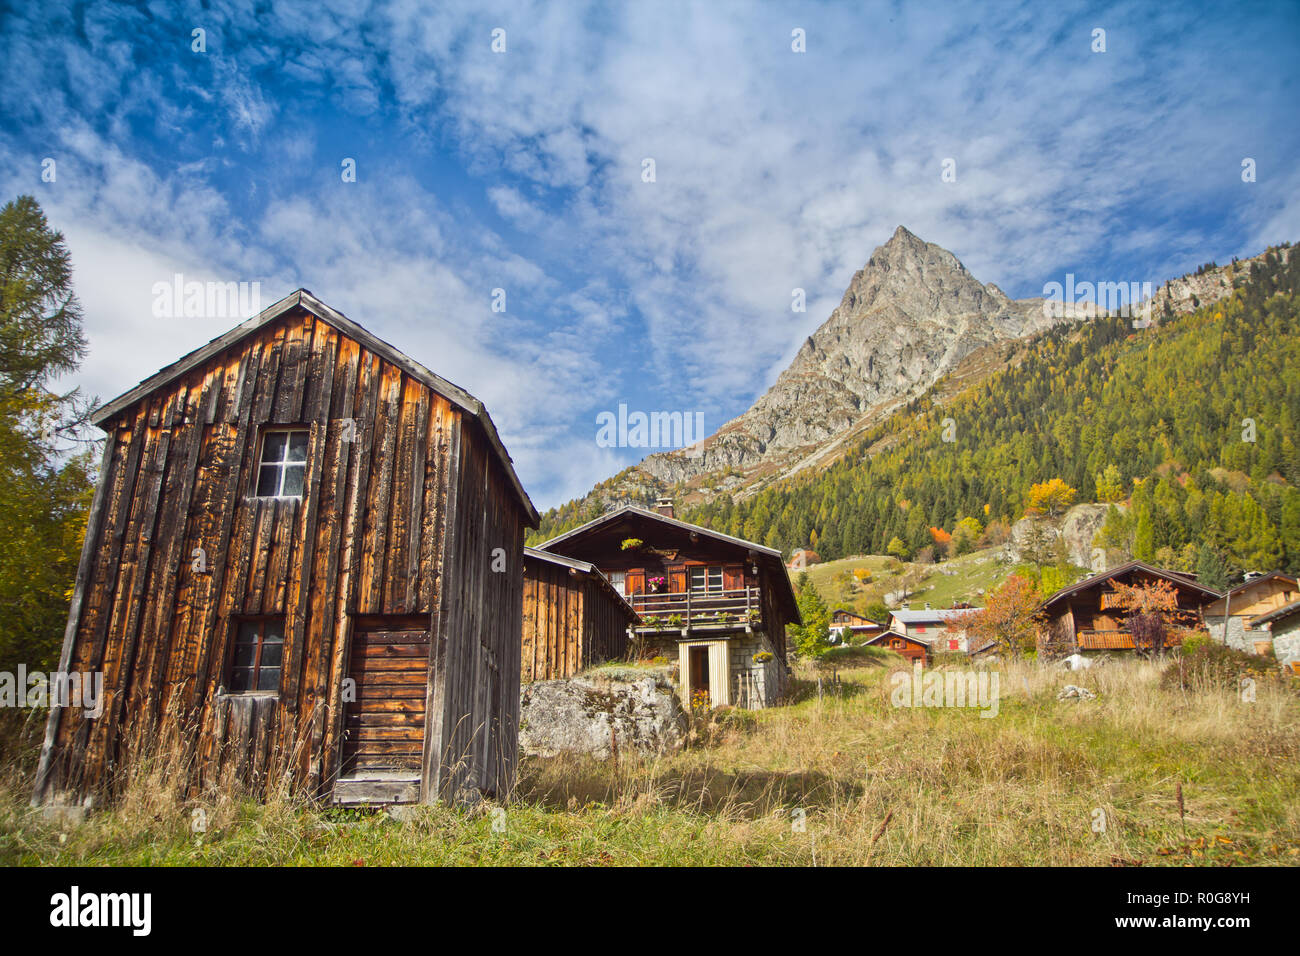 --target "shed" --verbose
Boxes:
[33,289,539,808]
[521,547,640,681]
